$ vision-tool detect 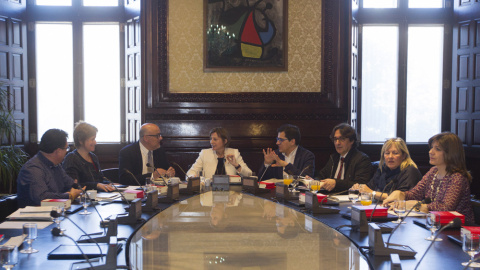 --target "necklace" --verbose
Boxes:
[430,171,445,202]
